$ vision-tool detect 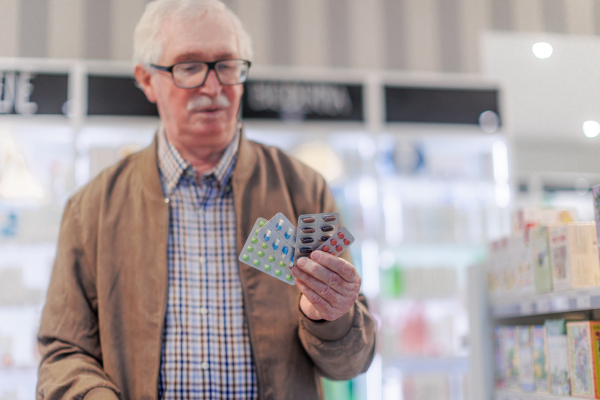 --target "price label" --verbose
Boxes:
[520,302,533,315]
[536,298,550,314]
[554,296,569,311]
[577,294,591,309]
